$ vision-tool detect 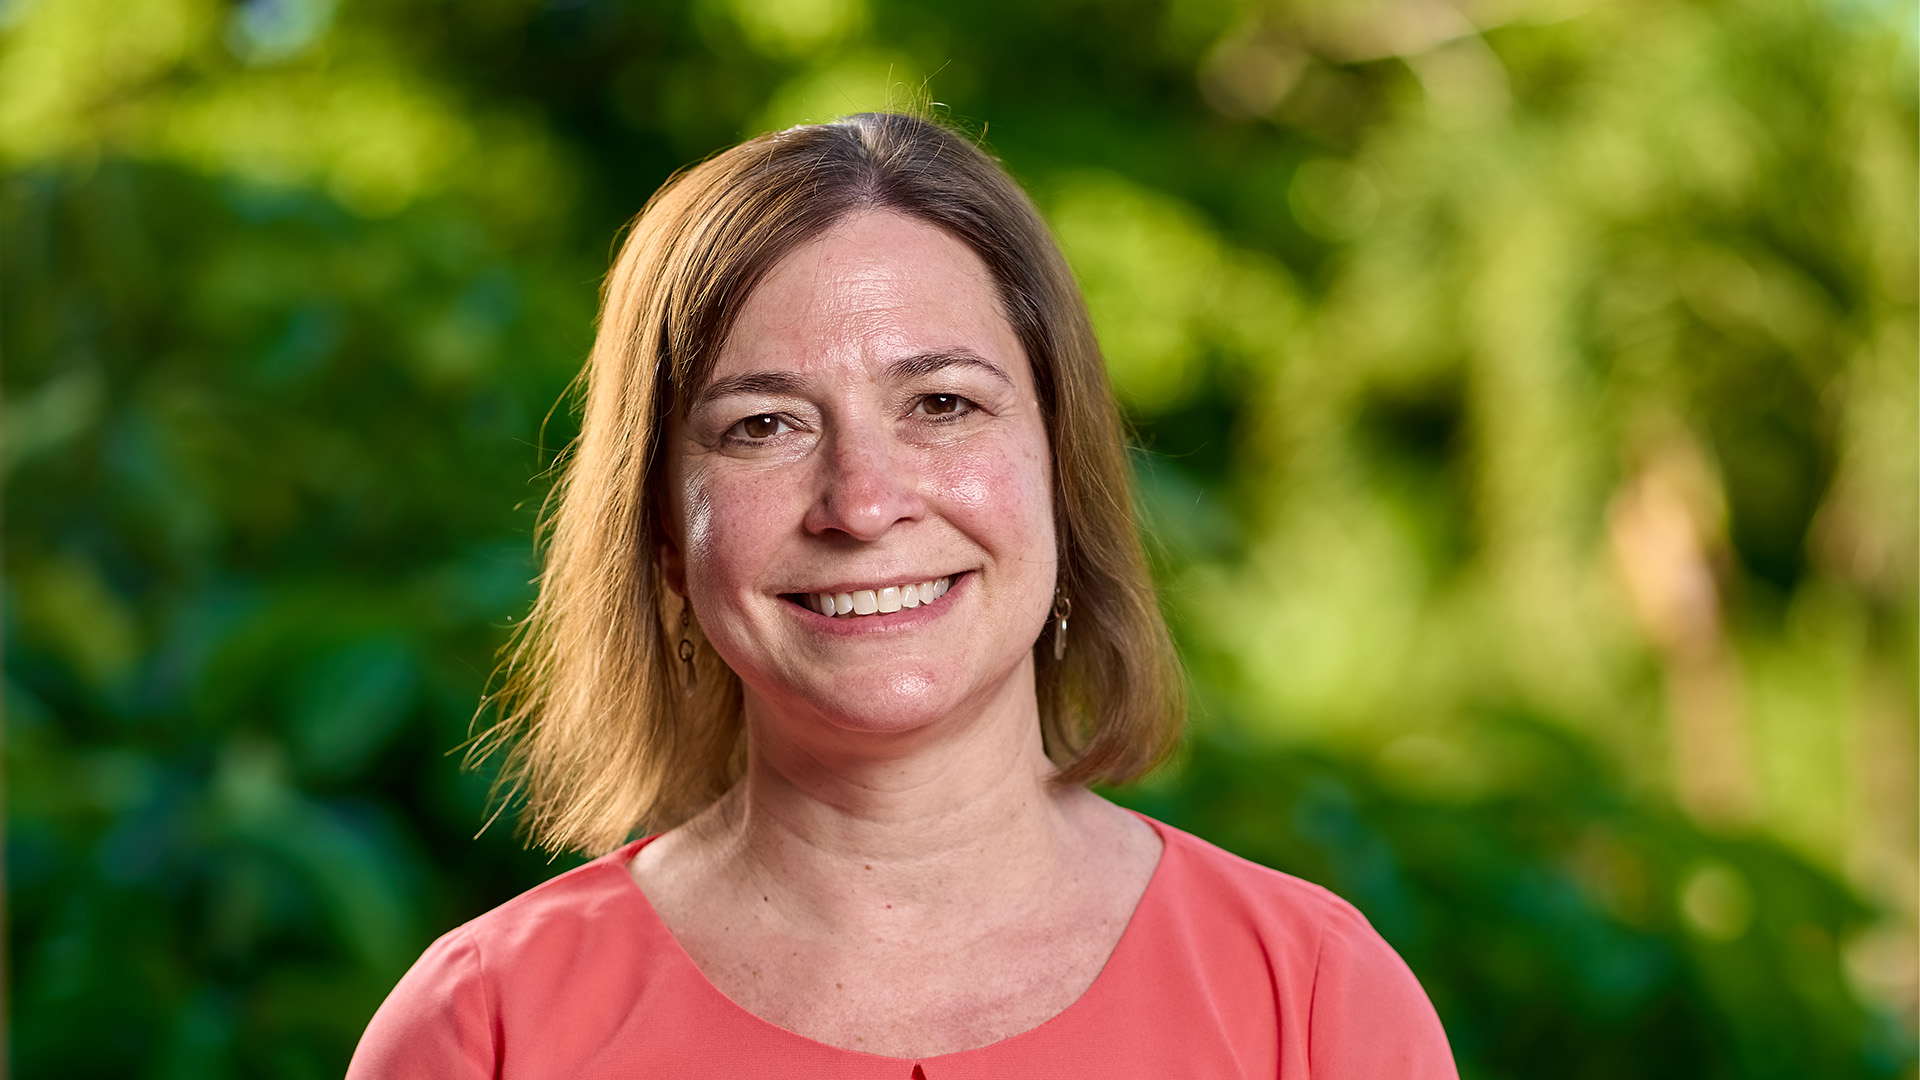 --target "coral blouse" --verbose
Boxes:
[348,815,1456,1079]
